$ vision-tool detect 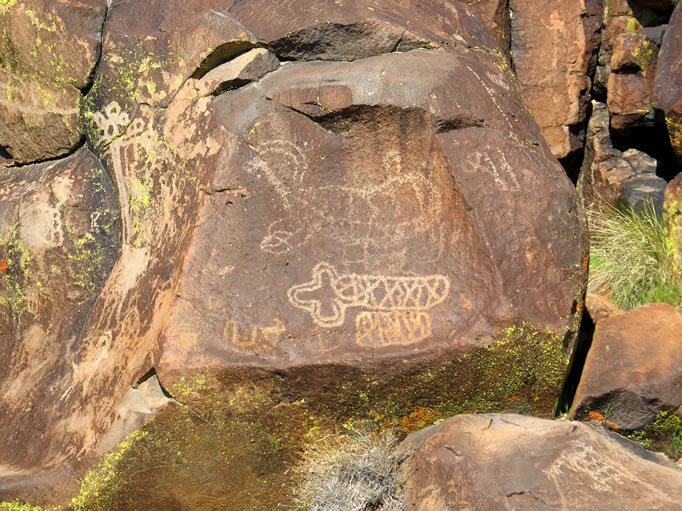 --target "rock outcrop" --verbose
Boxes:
[401,414,682,510]
[0,0,107,165]
[569,303,682,431]
[510,0,601,163]
[578,100,668,210]
[654,2,682,162]
[0,1,588,507]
